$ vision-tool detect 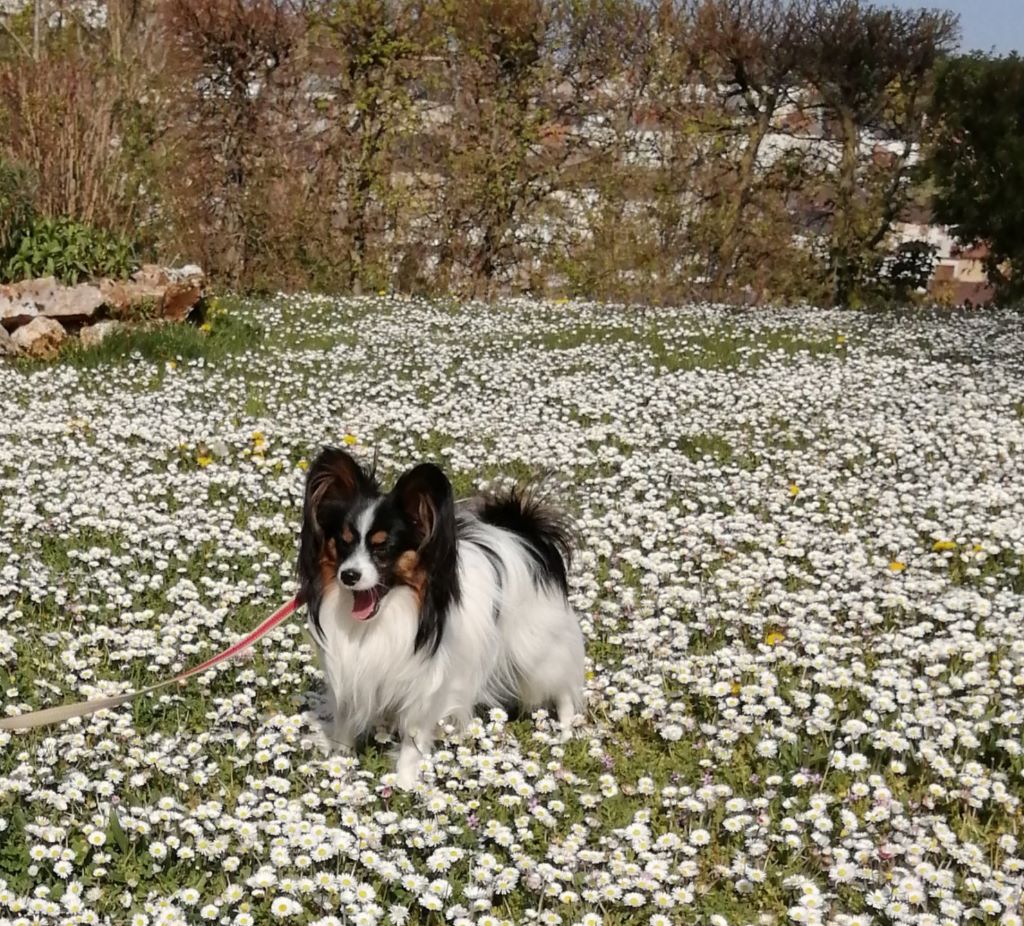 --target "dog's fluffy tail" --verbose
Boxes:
[477,485,574,595]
